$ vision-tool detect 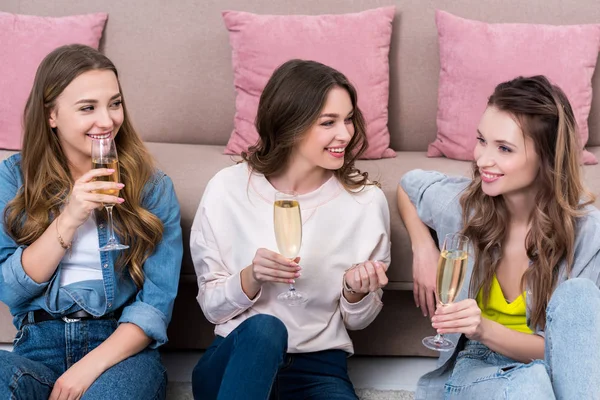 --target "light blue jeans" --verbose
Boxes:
[443,278,600,399]
[0,313,167,399]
